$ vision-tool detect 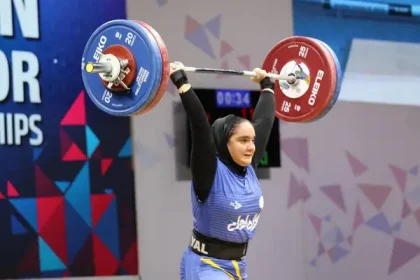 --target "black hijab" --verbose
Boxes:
[211,114,248,177]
